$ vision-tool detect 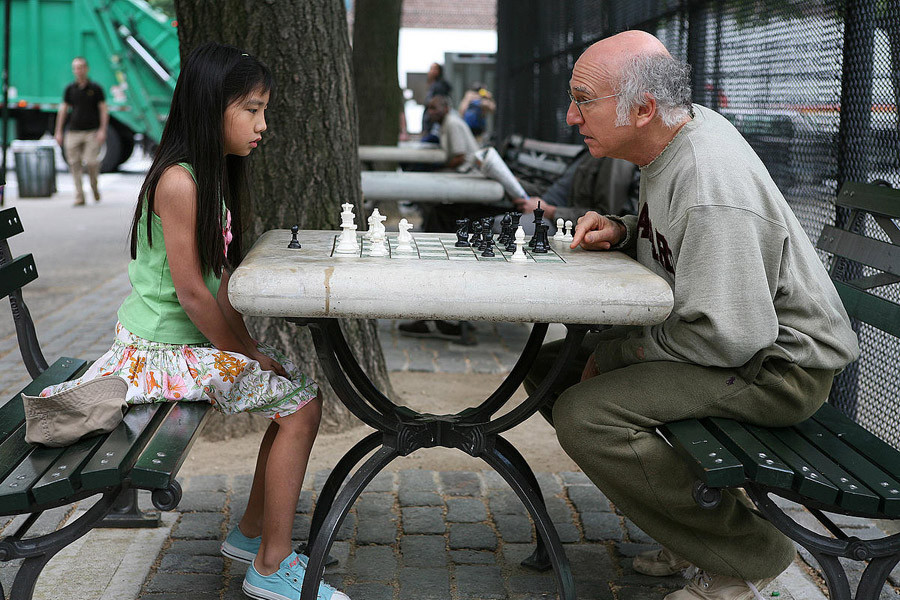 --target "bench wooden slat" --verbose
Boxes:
[793,418,900,516]
[764,426,880,513]
[0,208,25,241]
[832,281,900,337]
[0,255,38,302]
[813,403,900,482]
[515,153,568,176]
[0,358,88,442]
[30,435,111,505]
[705,418,794,488]
[0,428,33,484]
[658,420,745,487]
[837,183,900,219]
[0,444,66,511]
[79,403,172,490]
[520,139,584,158]
[816,226,900,276]
[746,425,839,503]
[130,402,212,489]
